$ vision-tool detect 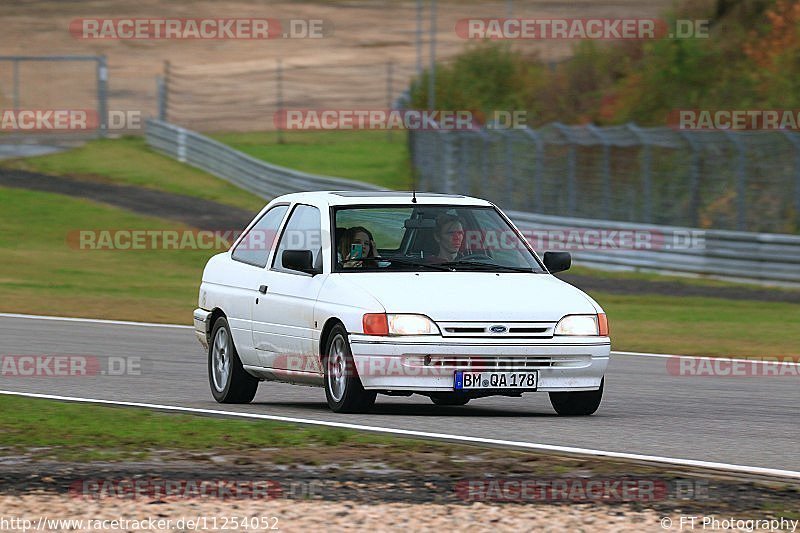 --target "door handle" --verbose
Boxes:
[258,285,268,294]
